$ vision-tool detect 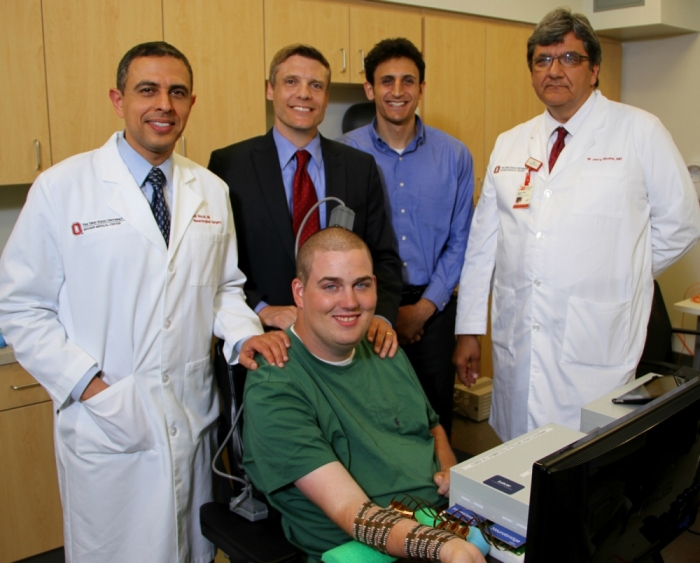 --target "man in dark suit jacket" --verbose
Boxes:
[209,44,402,357]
